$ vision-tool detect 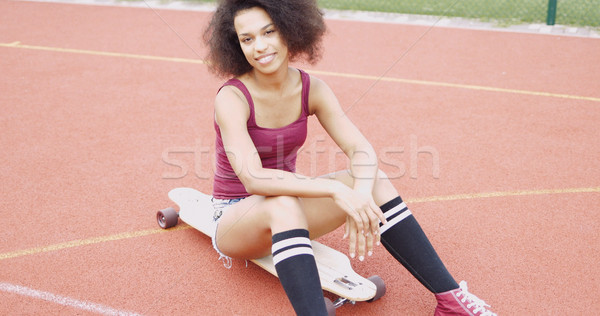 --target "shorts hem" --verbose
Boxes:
[211,197,245,269]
